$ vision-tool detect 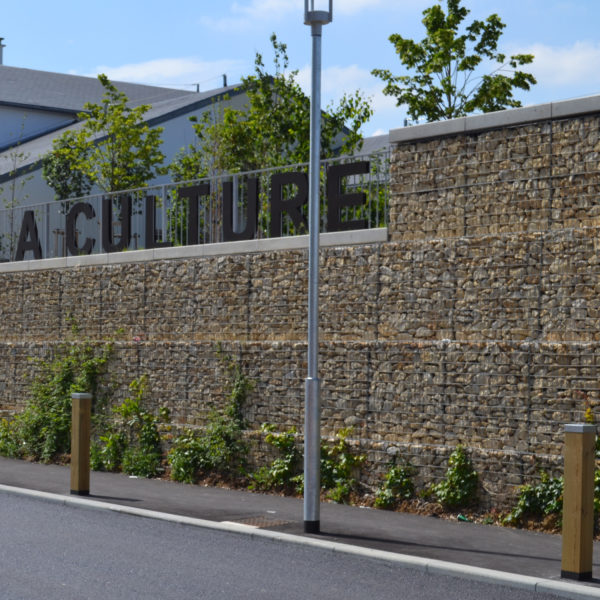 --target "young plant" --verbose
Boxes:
[168,412,249,483]
[293,428,365,503]
[0,328,114,463]
[504,471,563,526]
[251,424,302,492]
[374,461,415,509]
[432,445,478,509]
[320,428,366,503]
[372,0,536,122]
[168,350,253,483]
[44,74,165,194]
[168,433,207,484]
[92,375,168,478]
